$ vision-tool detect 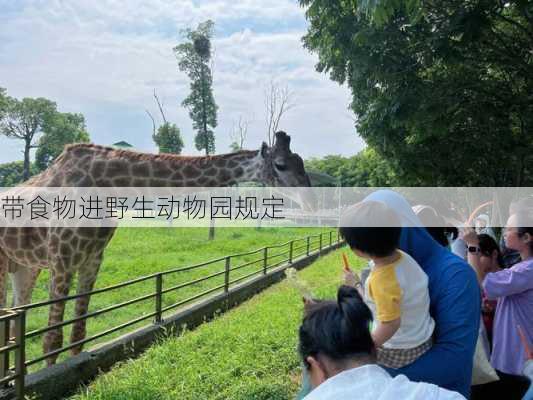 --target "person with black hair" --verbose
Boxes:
[412,205,457,247]
[464,233,502,346]
[298,285,464,400]
[360,191,480,398]
[500,196,533,269]
[339,201,435,369]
